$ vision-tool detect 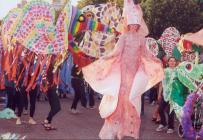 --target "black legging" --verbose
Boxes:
[71,78,87,109]
[87,85,95,107]
[158,97,175,129]
[46,86,61,123]
[23,89,28,111]
[16,87,24,117]
[16,86,30,117]
[6,87,16,111]
[29,86,38,118]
